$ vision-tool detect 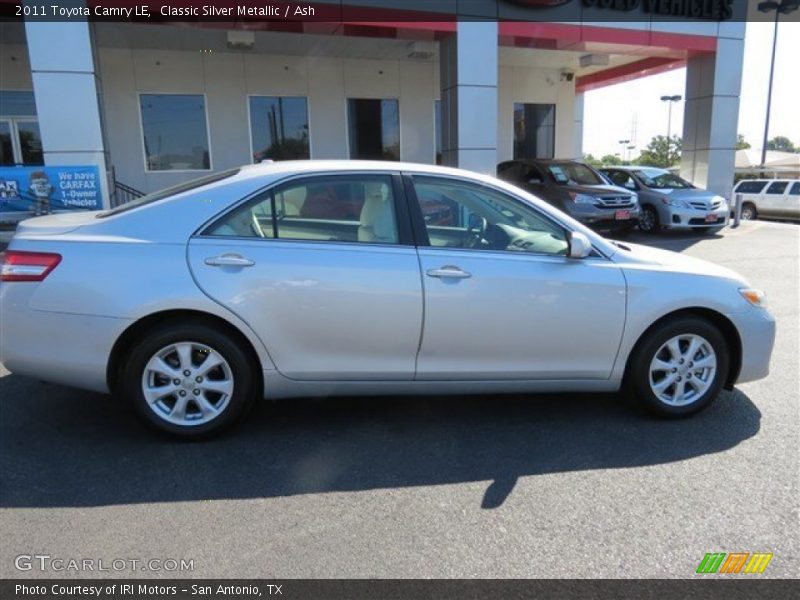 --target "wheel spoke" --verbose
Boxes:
[666,339,682,361]
[195,395,219,416]
[143,383,179,405]
[196,353,224,376]
[685,337,701,361]
[151,357,180,379]
[171,394,190,420]
[693,355,717,370]
[670,379,687,403]
[175,343,194,370]
[200,378,234,396]
[652,374,677,393]
[651,358,674,372]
